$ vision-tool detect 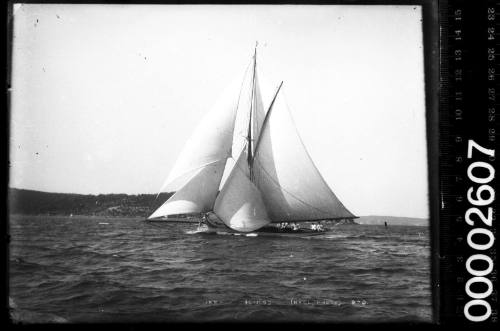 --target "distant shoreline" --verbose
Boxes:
[9,214,146,221]
[8,188,429,226]
[8,214,429,227]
